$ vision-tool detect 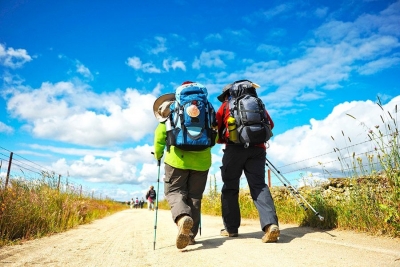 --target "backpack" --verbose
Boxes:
[166,82,217,151]
[226,80,273,146]
[149,190,156,199]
